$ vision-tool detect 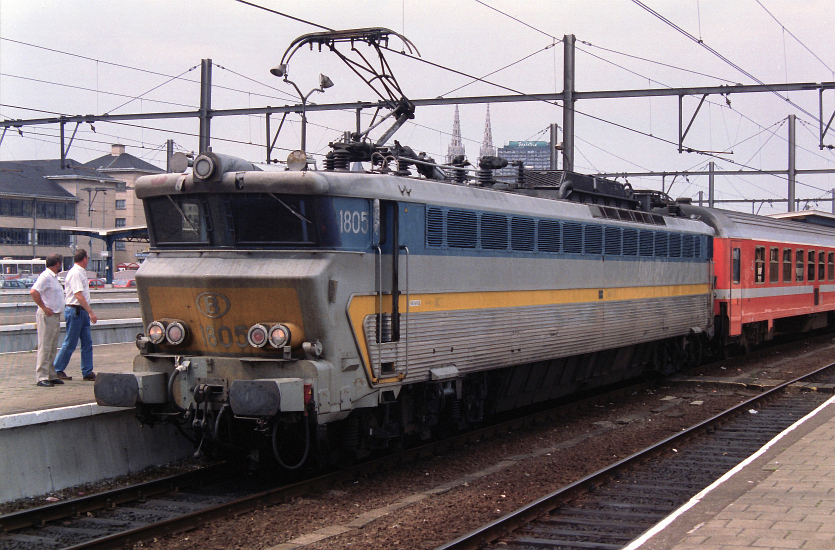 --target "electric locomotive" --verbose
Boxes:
[94,146,716,468]
[94,27,717,468]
